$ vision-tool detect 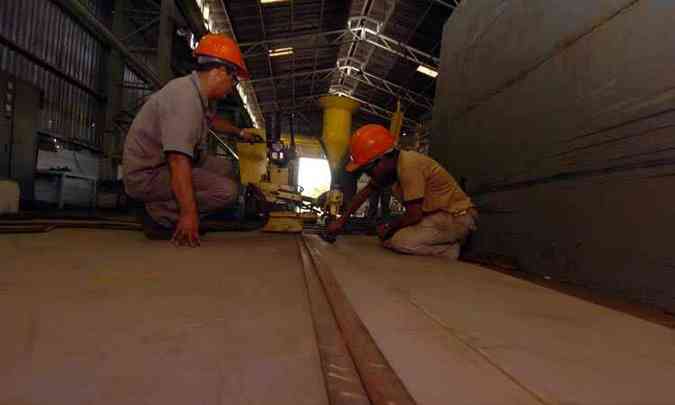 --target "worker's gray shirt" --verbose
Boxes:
[123,72,211,197]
